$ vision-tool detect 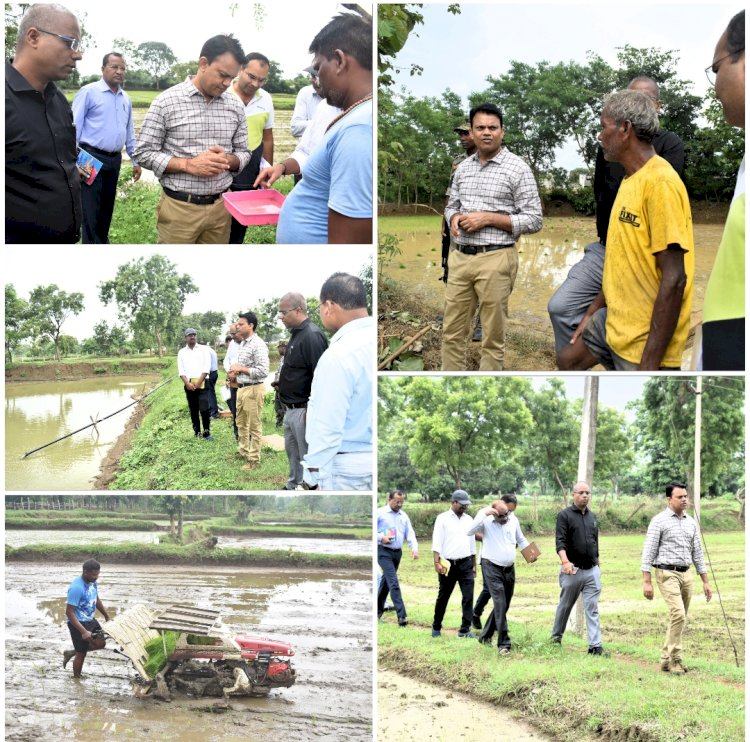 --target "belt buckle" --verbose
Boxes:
[463,245,477,255]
